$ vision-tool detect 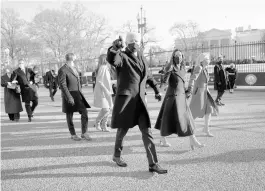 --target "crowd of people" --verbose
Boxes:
[1,31,239,174]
